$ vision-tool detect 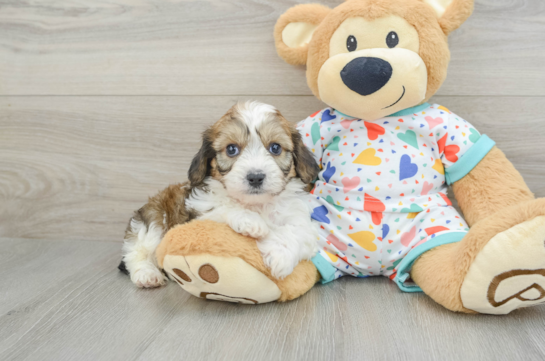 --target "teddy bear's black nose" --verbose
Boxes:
[340,57,393,96]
